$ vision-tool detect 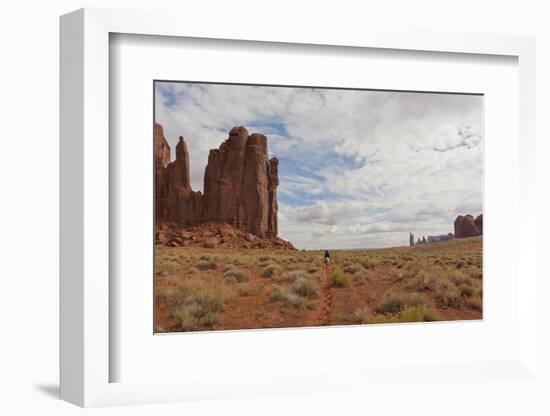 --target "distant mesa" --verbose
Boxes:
[410,213,482,246]
[454,214,483,238]
[154,123,294,250]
